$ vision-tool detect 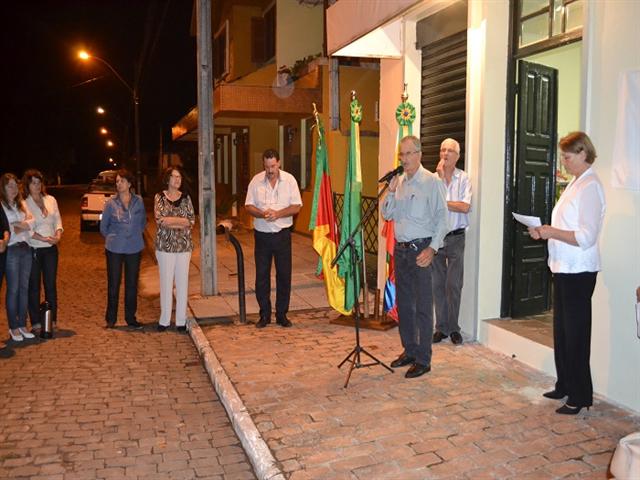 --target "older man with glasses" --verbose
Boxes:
[432,138,471,346]
[381,136,448,378]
